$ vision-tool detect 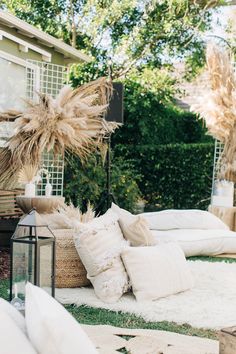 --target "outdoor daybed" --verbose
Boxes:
[111,204,236,257]
[49,205,236,292]
[141,209,236,257]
